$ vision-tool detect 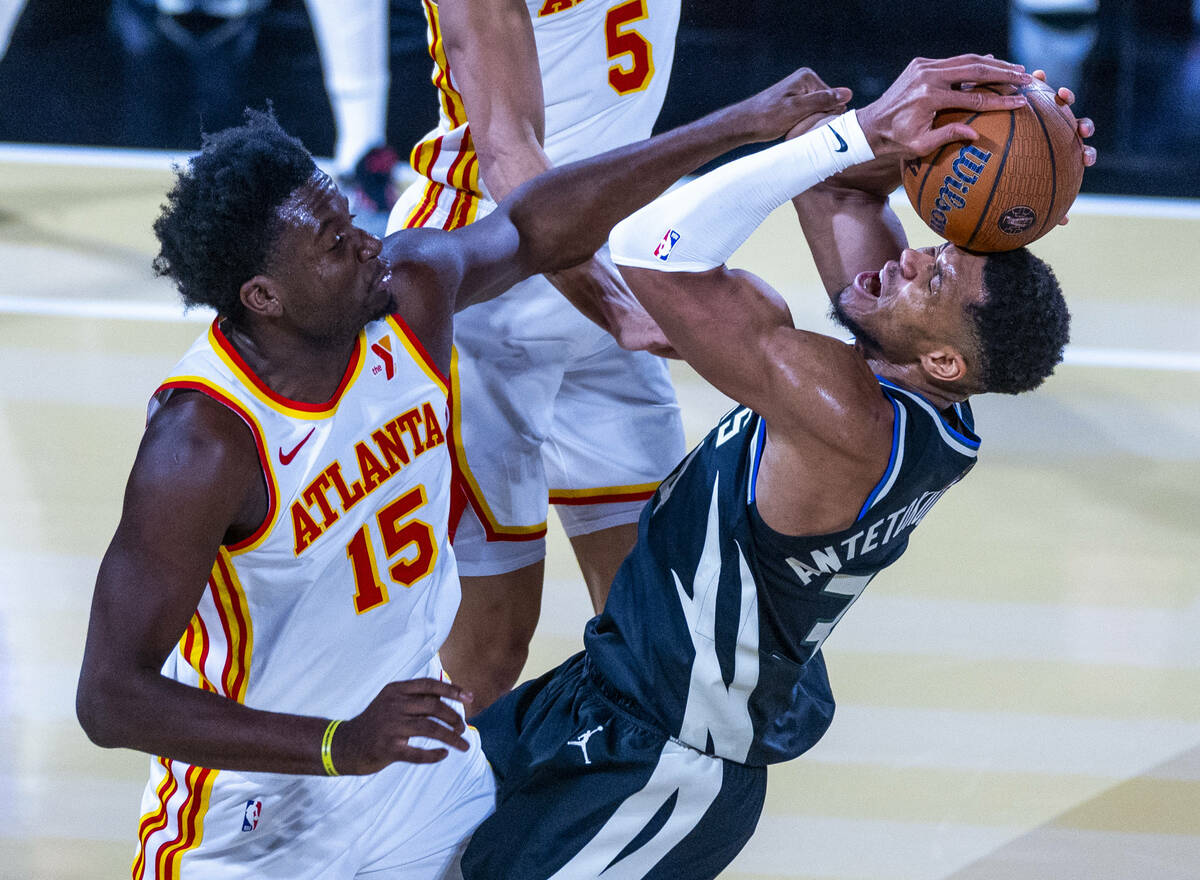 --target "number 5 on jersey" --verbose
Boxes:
[606,0,654,95]
[345,486,438,614]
